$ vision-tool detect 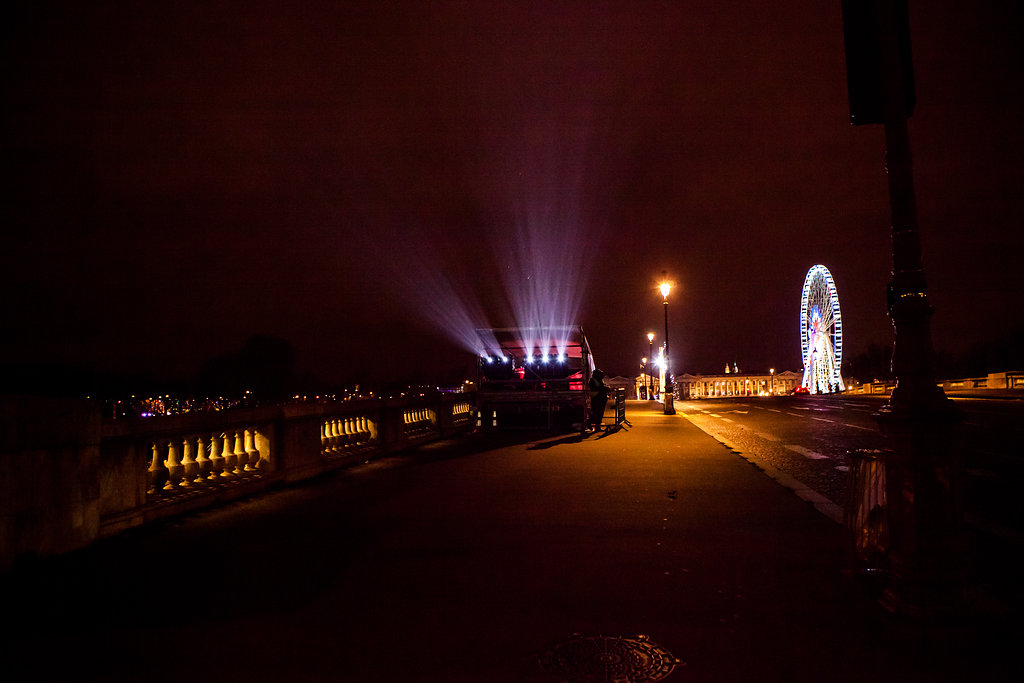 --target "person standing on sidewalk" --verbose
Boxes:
[588,369,611,431]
